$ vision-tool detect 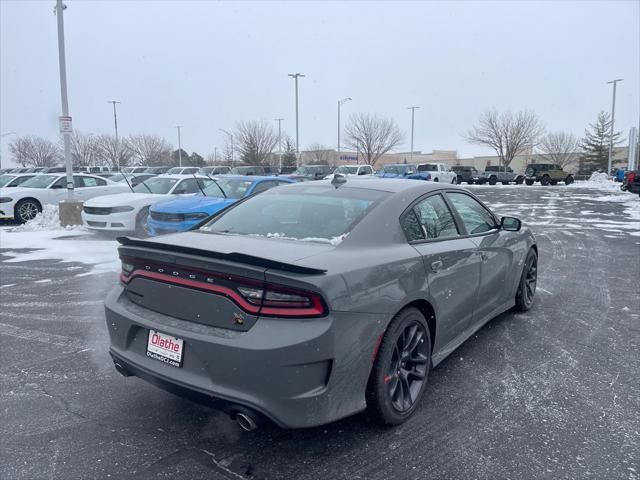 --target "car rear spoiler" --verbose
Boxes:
[116,236,327,275]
